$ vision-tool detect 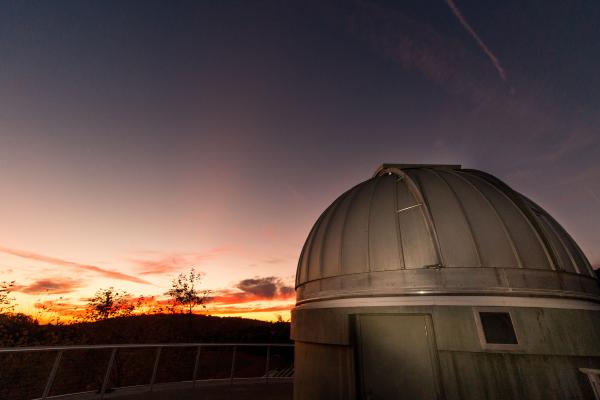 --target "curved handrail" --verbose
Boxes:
[0,343,294,400]
[0,342,293,353]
